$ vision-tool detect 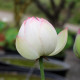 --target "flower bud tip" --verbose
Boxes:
[78,29,80,34]
[65,27,68,30]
